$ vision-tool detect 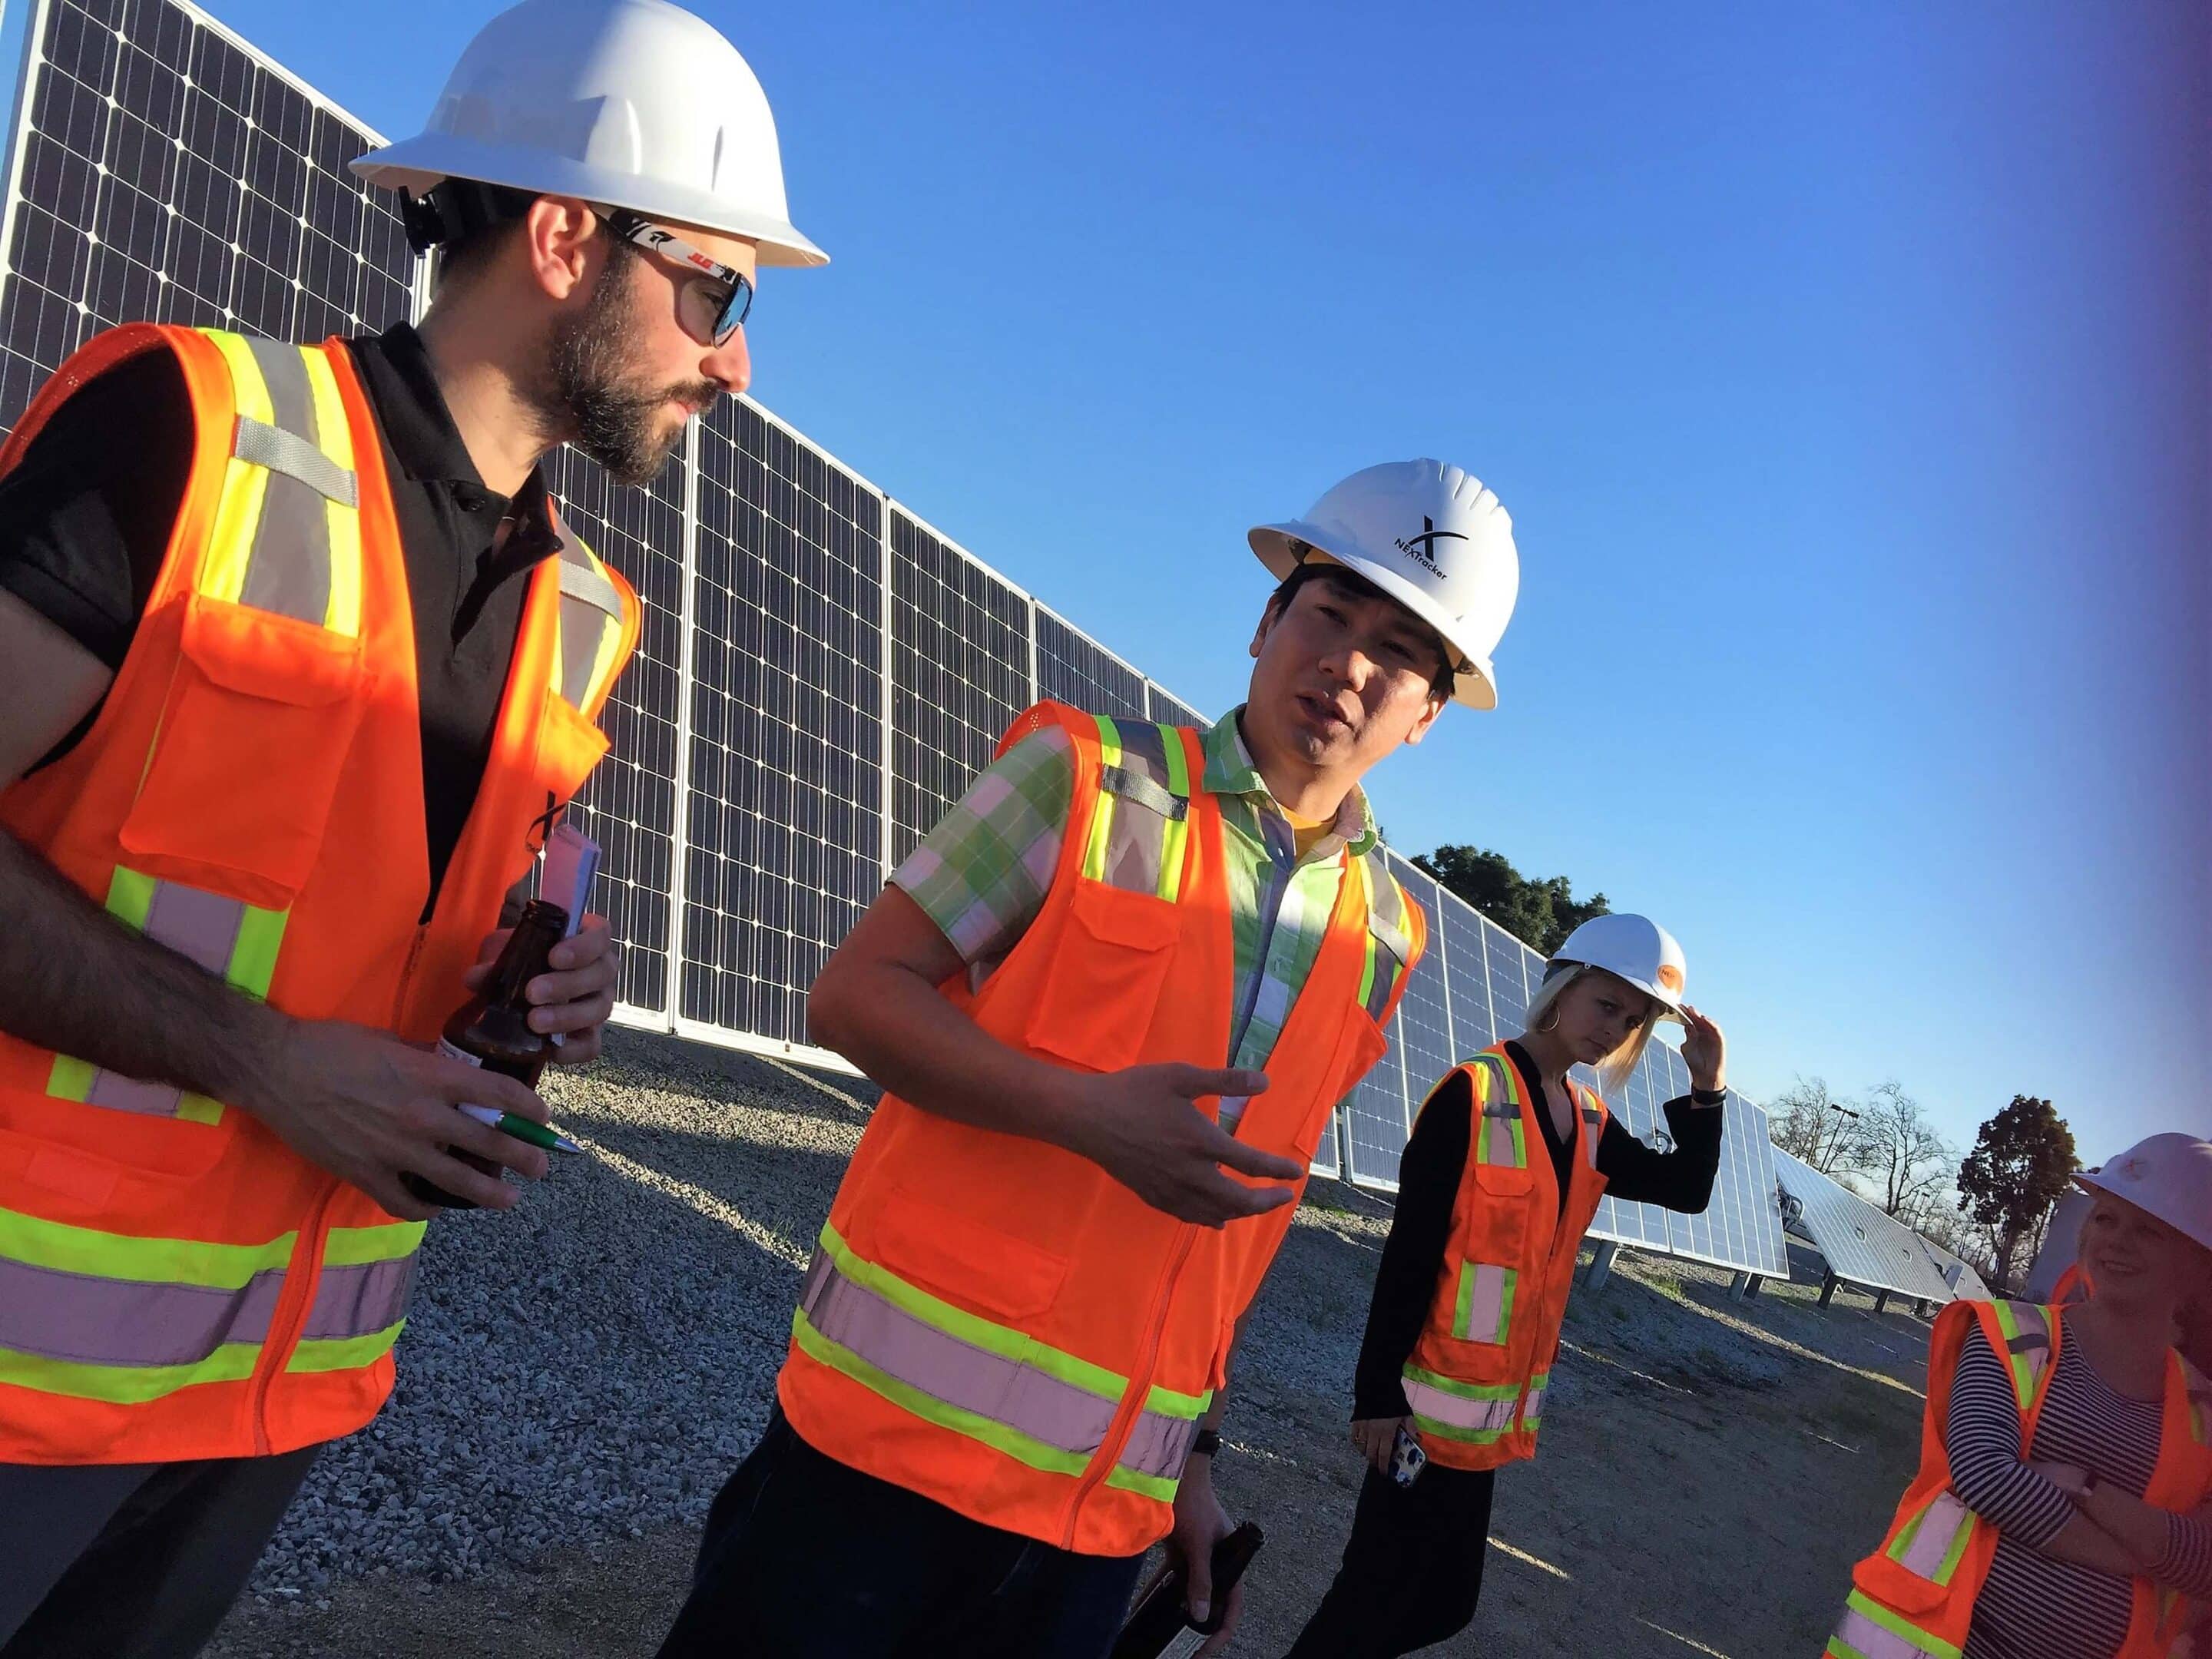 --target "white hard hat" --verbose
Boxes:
[353,0,827,268]
[1249,459,1519,710]
[1548,914,1688,1024]
[2075,1134,2212,1253]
